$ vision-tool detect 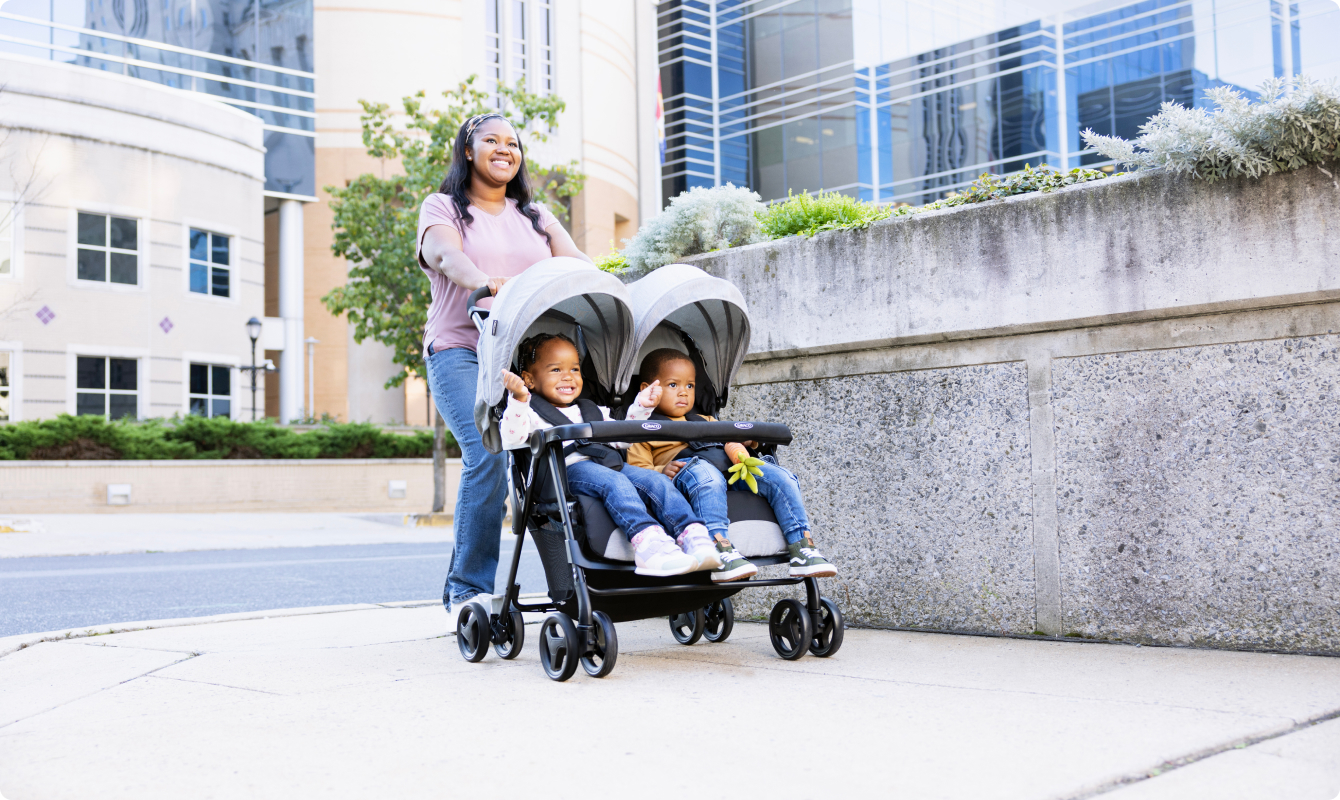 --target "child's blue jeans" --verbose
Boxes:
[673,456,811,545]
[566,461,703,540]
